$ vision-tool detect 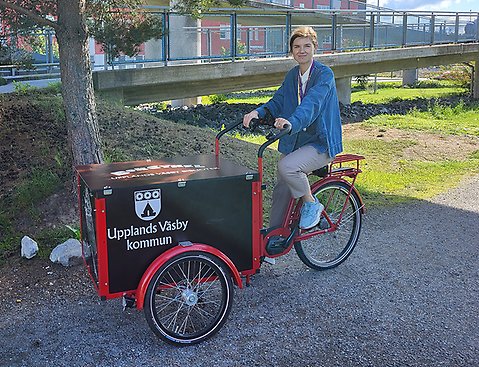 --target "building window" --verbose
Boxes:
[220,25,230,40]
[249,28,260,41]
